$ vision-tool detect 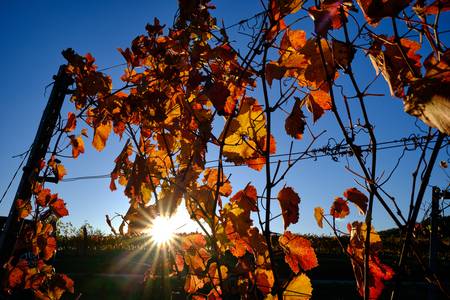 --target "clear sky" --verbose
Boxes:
[0,1,448,236]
